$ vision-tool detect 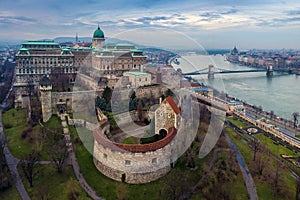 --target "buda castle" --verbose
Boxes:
[14,26,147,101]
